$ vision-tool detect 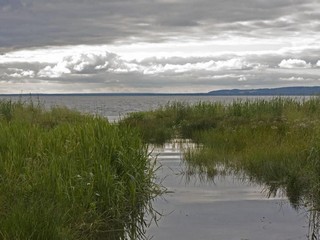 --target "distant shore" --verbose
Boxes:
[1,86,320,96]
